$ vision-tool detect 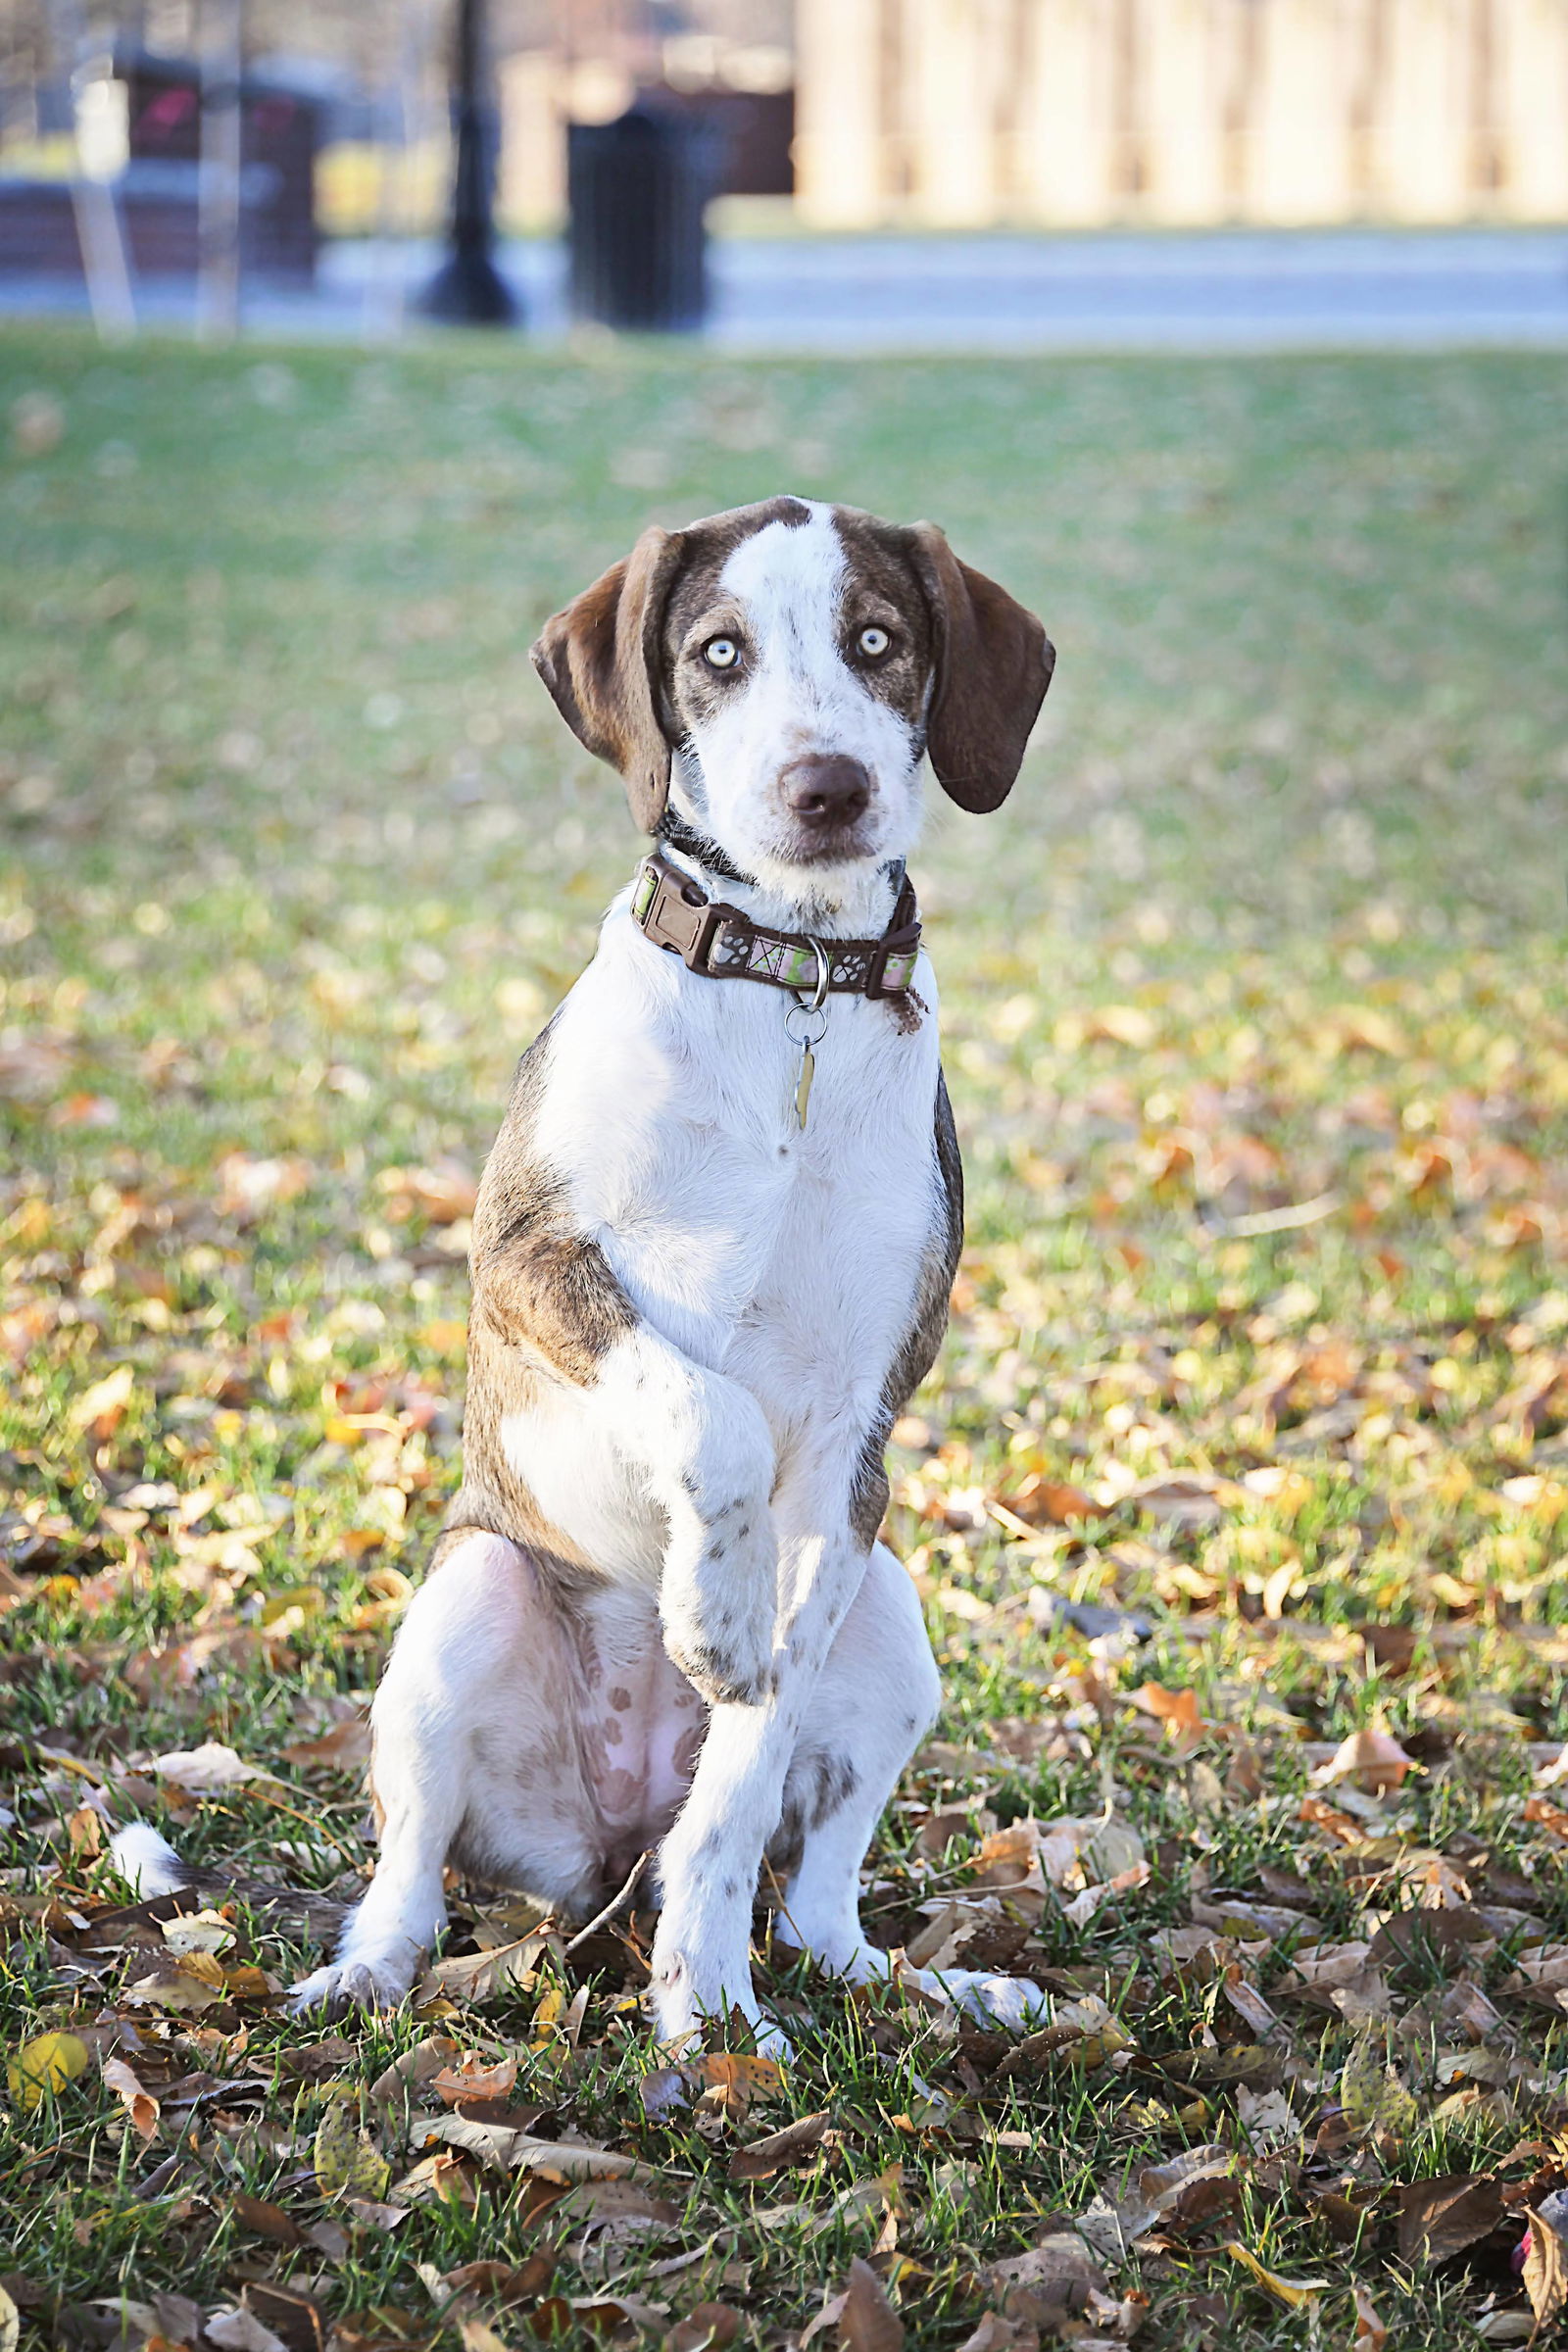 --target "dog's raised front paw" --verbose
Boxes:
[662,1628,775,1710]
